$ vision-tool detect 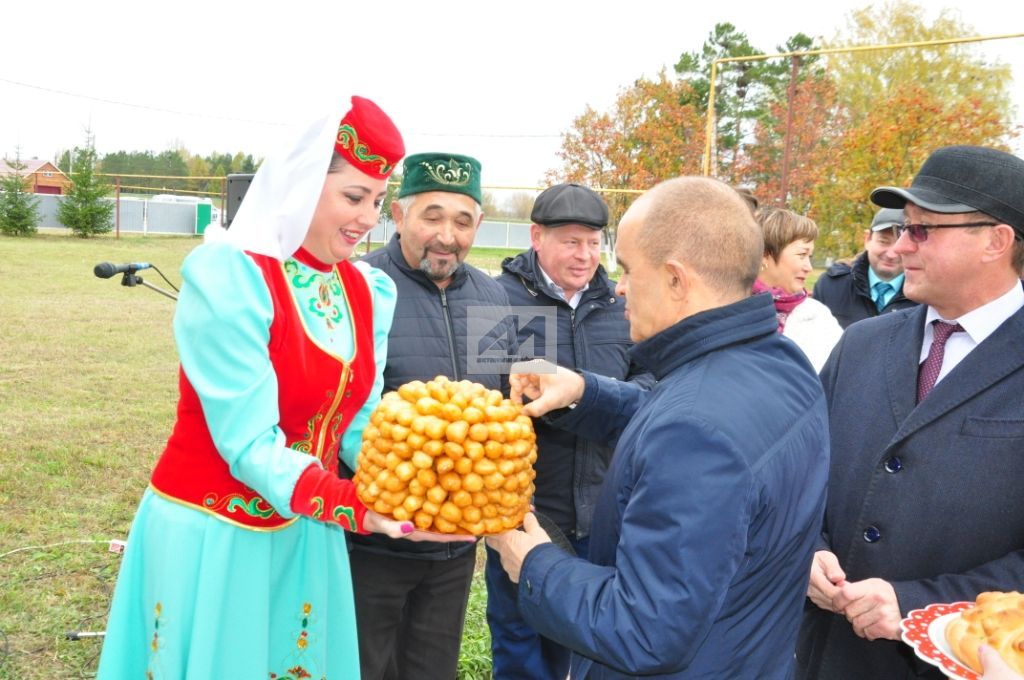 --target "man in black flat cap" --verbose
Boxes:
[798,145,1024,679]
[487,183,648,680]
[813,207,918,329]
